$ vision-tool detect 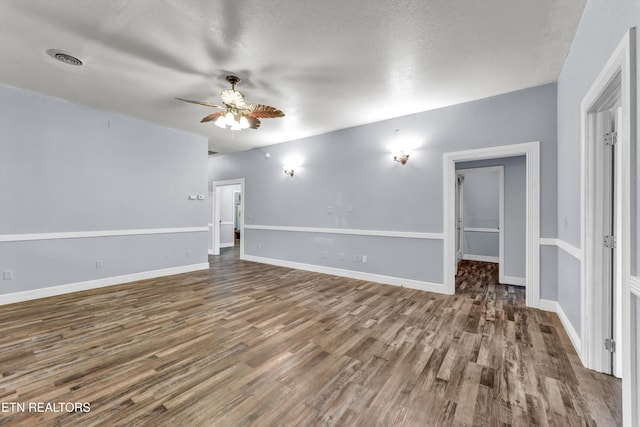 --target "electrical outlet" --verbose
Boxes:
[339,253,345,261]
[96,260,103,268]
[322,251,329,259]
[165,252,172,259]
[327,206,334,214]
[257,243,262,251]
[186,250,192,258]
[362,255,367,263]
[3,270,13,280]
